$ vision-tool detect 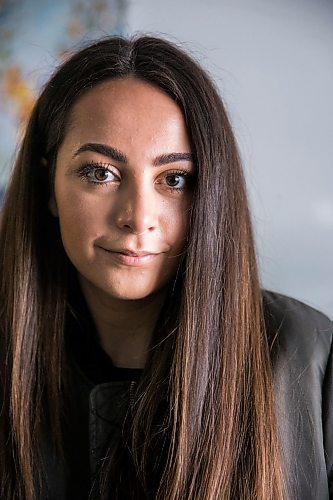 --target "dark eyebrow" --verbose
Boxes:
[72,143,193,167]
[73,143,128,163]
[153,152,193,166]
